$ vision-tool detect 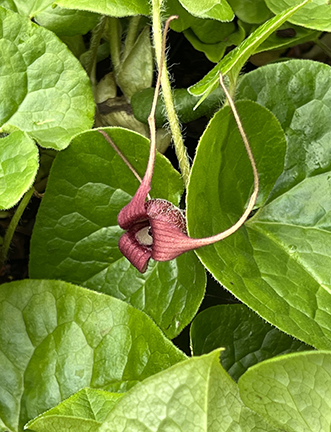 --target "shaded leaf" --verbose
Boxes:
[227,0,271,24]
[191,304,313,381]
[29,128,206,339]
[0,131,38,210]
[239,351,331,431]
[0,279,186,431]
[117,27,153,100]
[0,7,94,149]
[184,20,245,63]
